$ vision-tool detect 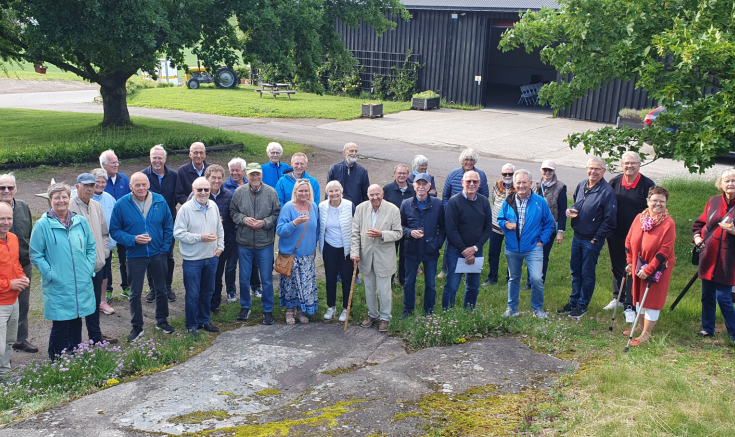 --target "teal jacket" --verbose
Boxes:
[30,213,97,321]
